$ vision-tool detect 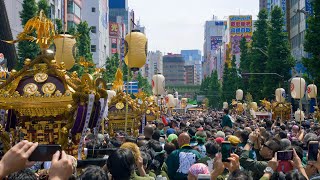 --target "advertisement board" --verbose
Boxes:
[210,36,223,50]
[229,15,253,54]
[109,23,119,36]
